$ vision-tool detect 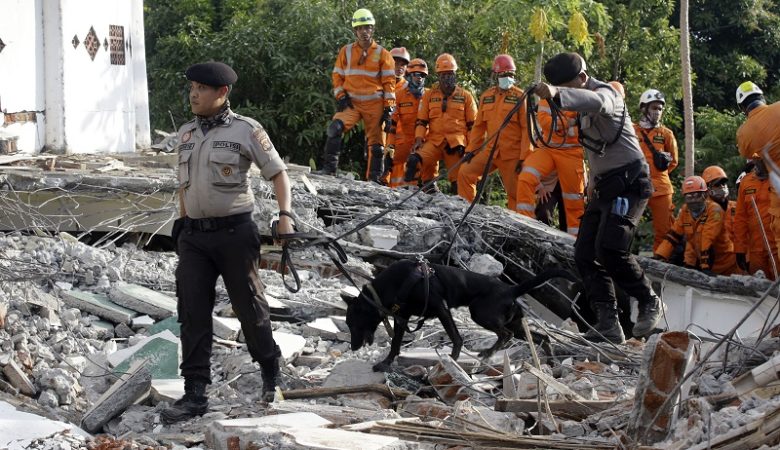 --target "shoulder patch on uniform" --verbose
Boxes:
[653,135,665,143]
[181,131,192,143]
[253,128,275,153]
[482,96,495,104]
